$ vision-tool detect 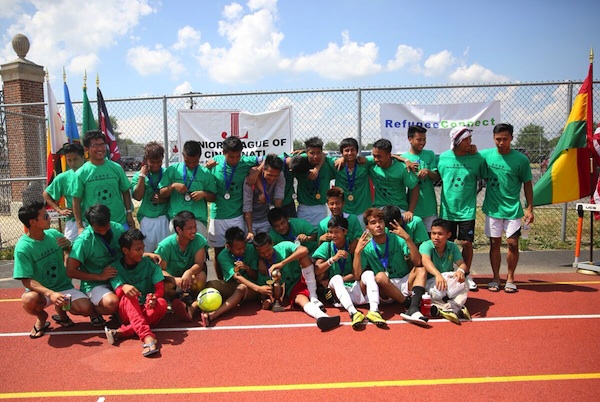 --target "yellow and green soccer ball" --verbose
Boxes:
[197,287,222,312]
